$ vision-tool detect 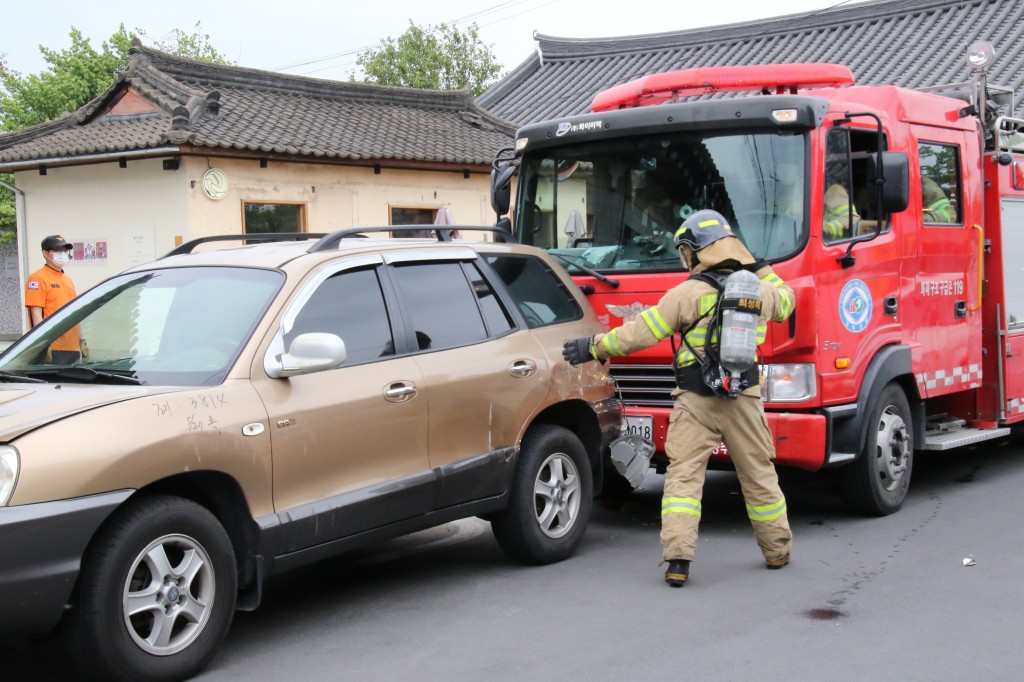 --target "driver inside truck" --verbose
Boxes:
[823,155,862,241]
[922,176,956,223]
